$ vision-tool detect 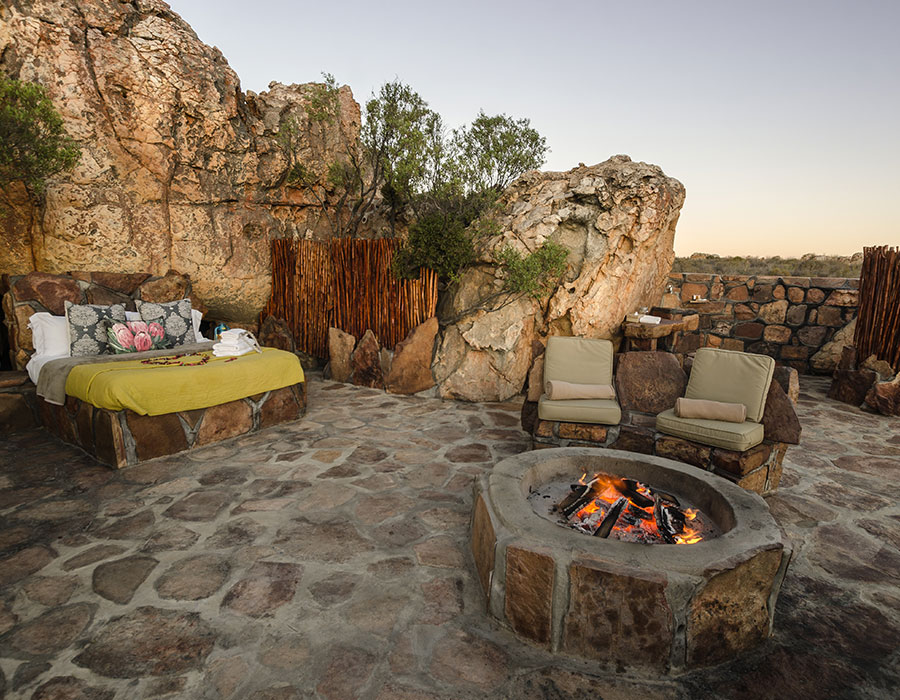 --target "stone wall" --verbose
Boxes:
[658,274,859,374]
